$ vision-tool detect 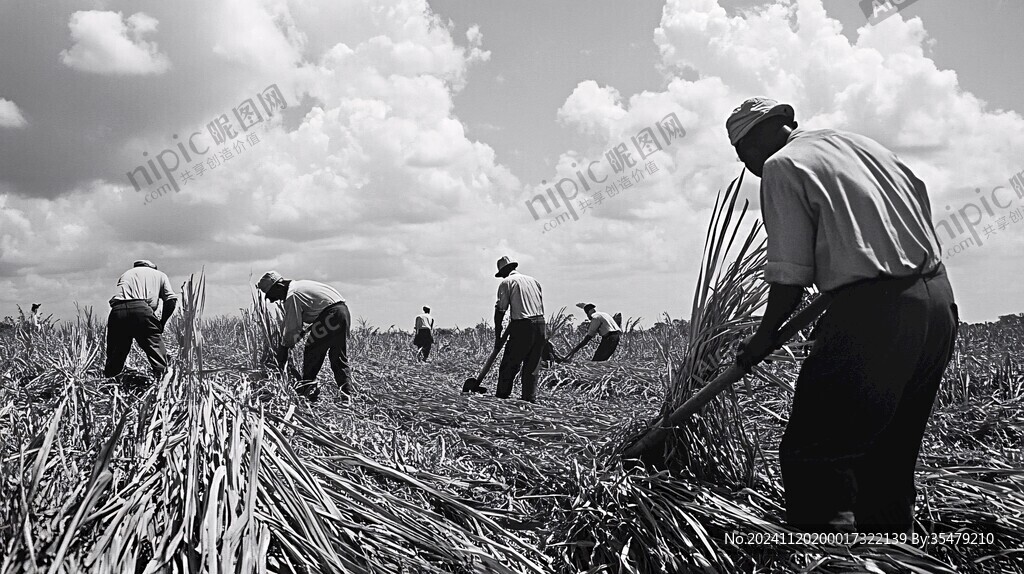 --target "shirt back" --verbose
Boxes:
[495,271,544,320]
[282,280,345,346]
[760,128,942,292]
[587,311,621,337]
[415,313,434,331]
[110,267,177,311]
